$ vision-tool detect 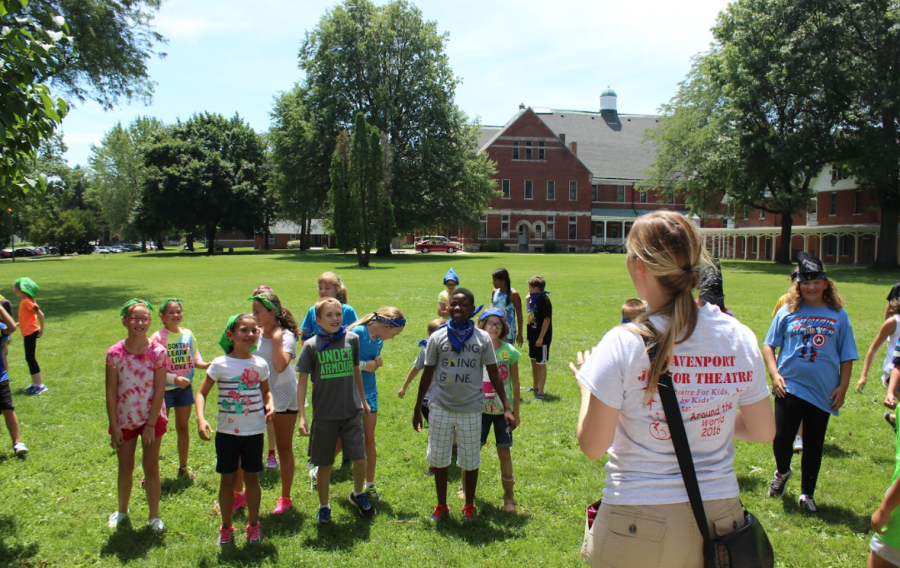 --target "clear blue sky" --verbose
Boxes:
[59,0,731,167]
